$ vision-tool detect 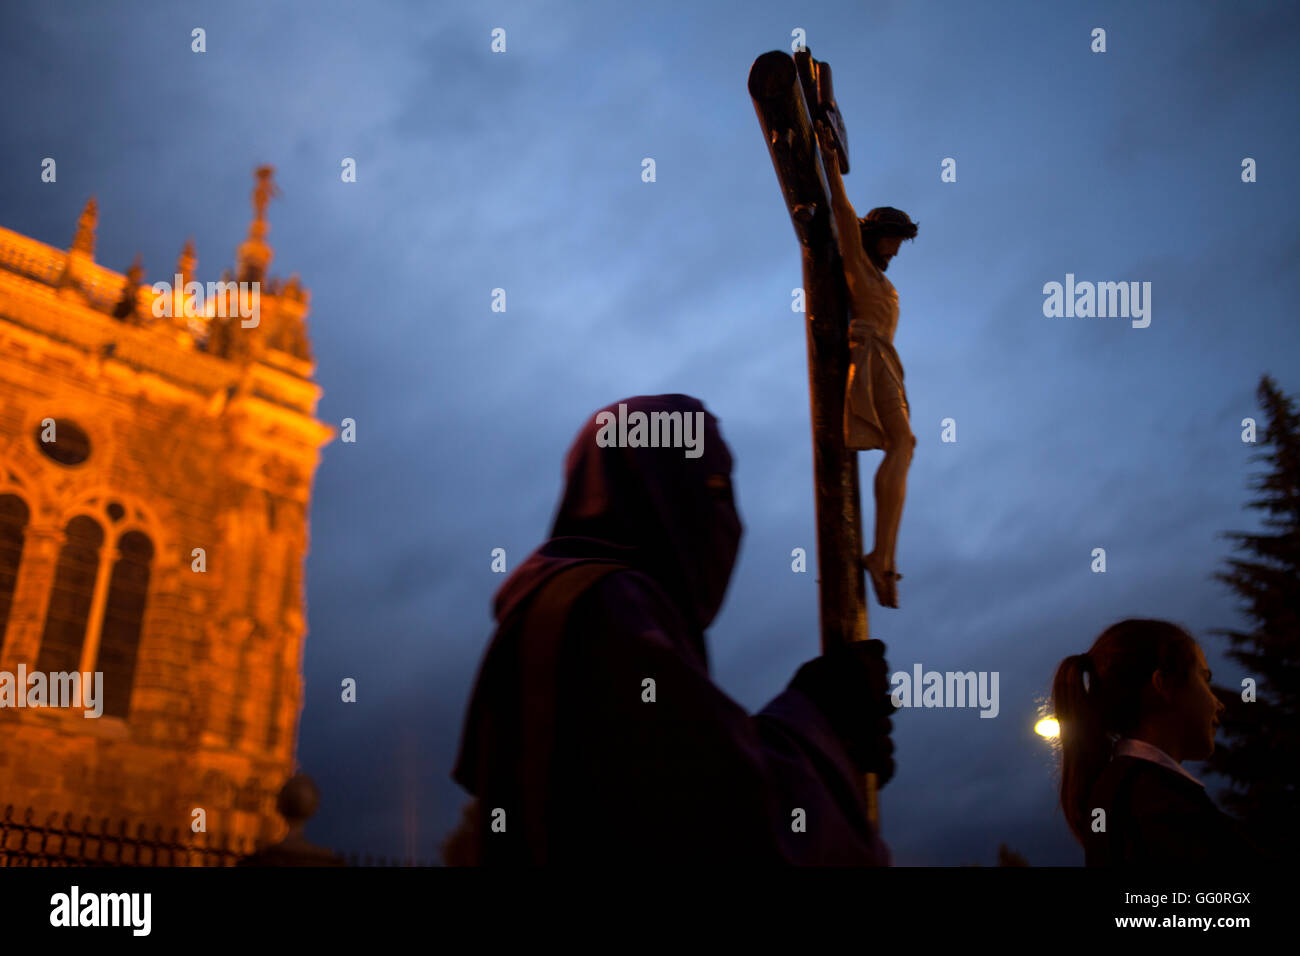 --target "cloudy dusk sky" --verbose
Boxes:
[2,0,1297,864]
